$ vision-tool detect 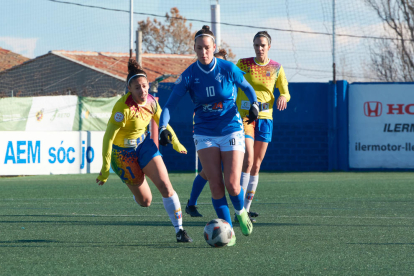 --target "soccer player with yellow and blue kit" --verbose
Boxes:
[96,59,193,243]
[159,26,259,246]
[236,31,291,222]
